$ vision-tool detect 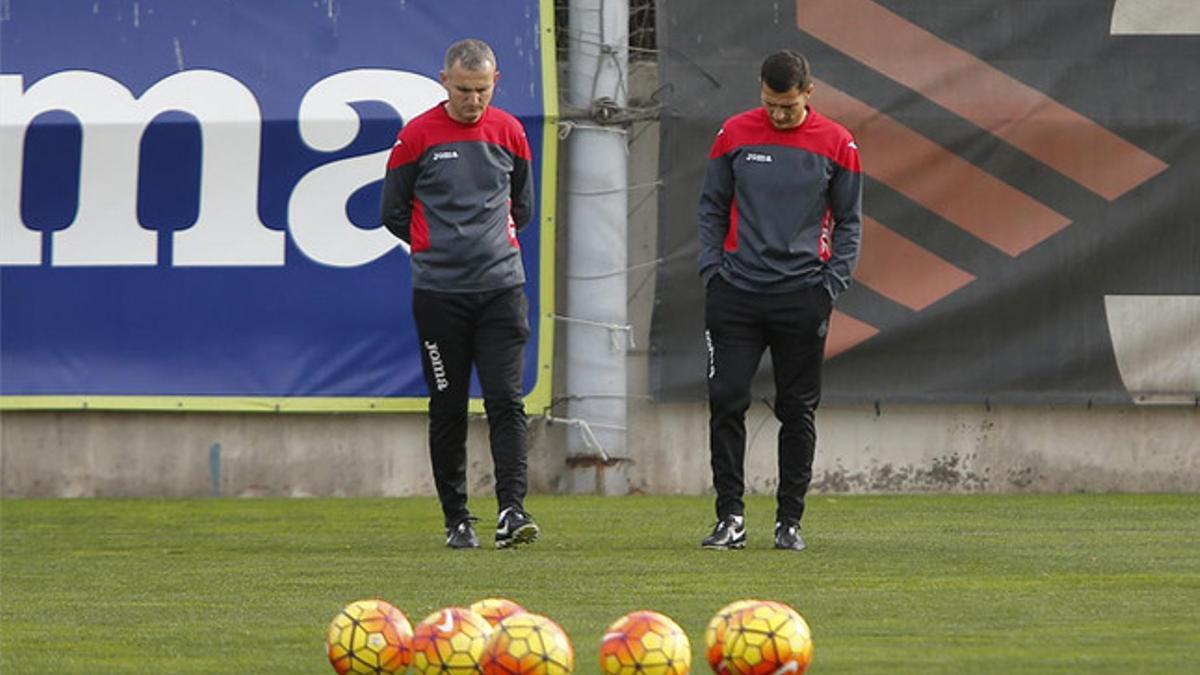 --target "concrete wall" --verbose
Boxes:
[621,402,1200,495]
[0,412,566,499]
[2,62,1197,498]
[3,402,1197,497]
